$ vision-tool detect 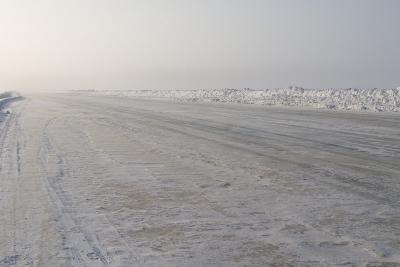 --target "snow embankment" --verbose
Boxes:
[80,87,400,112]
[0,91,21,112]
